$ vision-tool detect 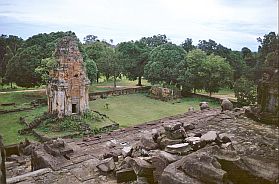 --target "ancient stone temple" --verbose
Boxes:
[47,36,90,117]
[257,52,279,123]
